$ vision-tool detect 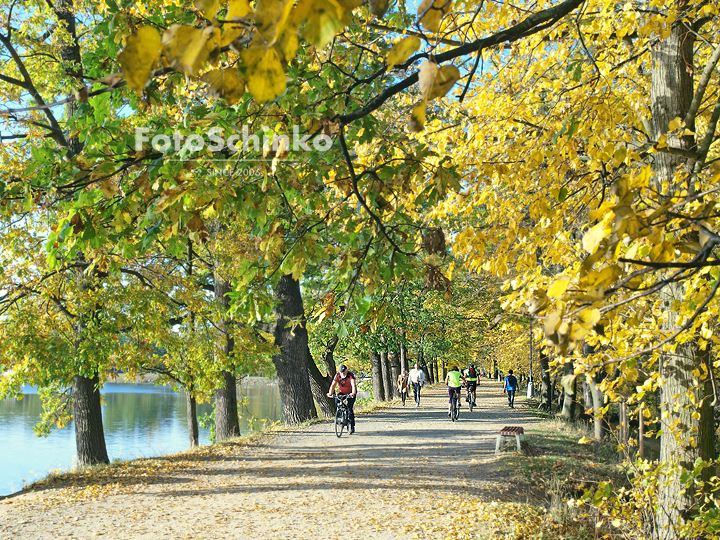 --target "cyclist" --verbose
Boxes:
[464,362,479,407]
[327,364,357,434]
[503,369,519,408]
[444,365,465,417]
